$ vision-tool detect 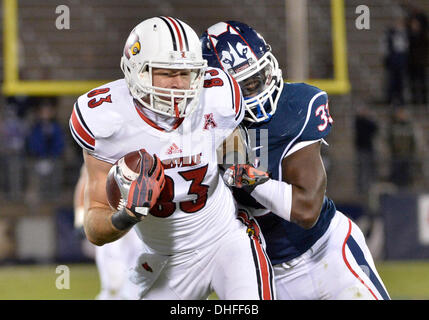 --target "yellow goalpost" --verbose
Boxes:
[2,0,109,96]
[2,0,350,96]
[306,0,351,94]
